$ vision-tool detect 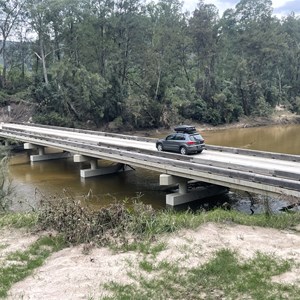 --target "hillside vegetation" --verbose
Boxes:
[0,0,300,130]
